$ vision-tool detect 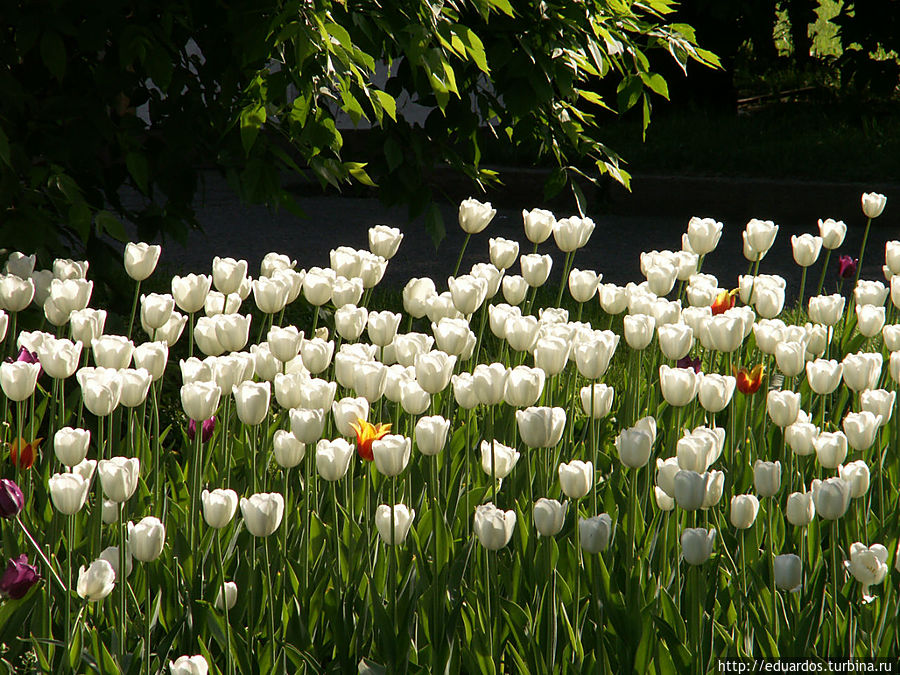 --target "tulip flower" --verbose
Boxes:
[659,364,699,407]
[349,419,391,462]
[753,460,782,498]
[316,438,354,481]
[451,373,478,409]
[273,430,305,468]
[558,460,593,499]
[655,487,675,512]
[480,440,520,480]
[774,341,805,378]
[861,192,887,219]
[580,383,614,419]
[0,479,25,518]
[681,527,716,565]
[414,350,456,394]
[766,390,800,427]
[697,373,735,413]
[372,435,411,477]
[814,431,848,469]
[838,255,857,280]
[128,516,165,562]
[459,198,496,234]
[0,361,41,402]
[181,381,222,422]
[169,655,209,675]
[233,381,270,426]
[842,411,881,451]
[811,477,851,520]
[516,407,566,449]
[842,352,882,392]
[615,427,653,469]
[473,363,509,406]
[743,219,779,260]
[187,417,216,444]
[201,489,239,529]
[414,416,450,457]
[520,253,552,287]
[791,234,823,267]
[860,389,895,426]
[171,273,212,314]
[848,543,888,601]
[785,491,815,527]
[48,472,90,515]
[732,364,765,395]
[124,243,161,281]
[774,554,802,592]
[502,275,529,305]
[818,218,847,249]
[533,499,567,537]
[686,217,723,255]
[522,208,555,244]
[729,495,760,529]
[9,437,39,470]
[505,366,546,408]
[77,559,116,601]
[98,457,140,503]
[240,493,284,537]
[0,554,41,599]
[474,503,516,550]
[675,427,723,473]
[839,461,870,498]
[53,427,90,467]
[0,274,35,312]
[624,314,656,350]
[375,504,415,545]
[215,582,238,611]
[578,514,612,554]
